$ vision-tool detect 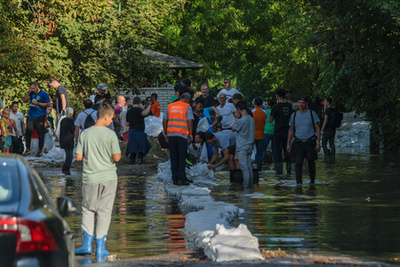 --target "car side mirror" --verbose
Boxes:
[57,196,76,217]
